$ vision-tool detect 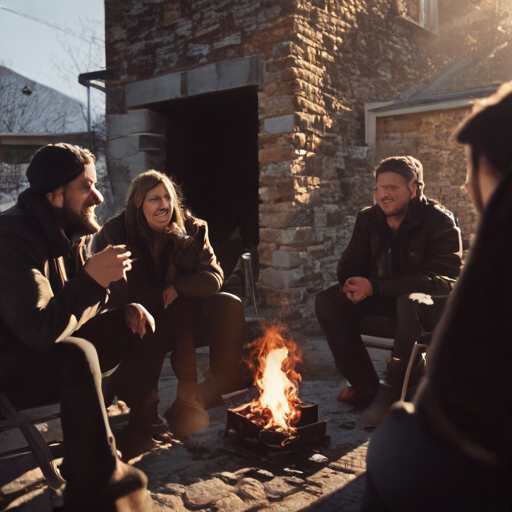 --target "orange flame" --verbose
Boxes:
[244,324,302,433]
